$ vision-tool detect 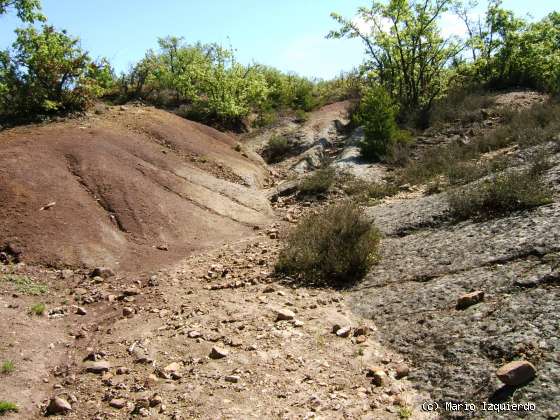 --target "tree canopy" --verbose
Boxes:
[0,0,44,22]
